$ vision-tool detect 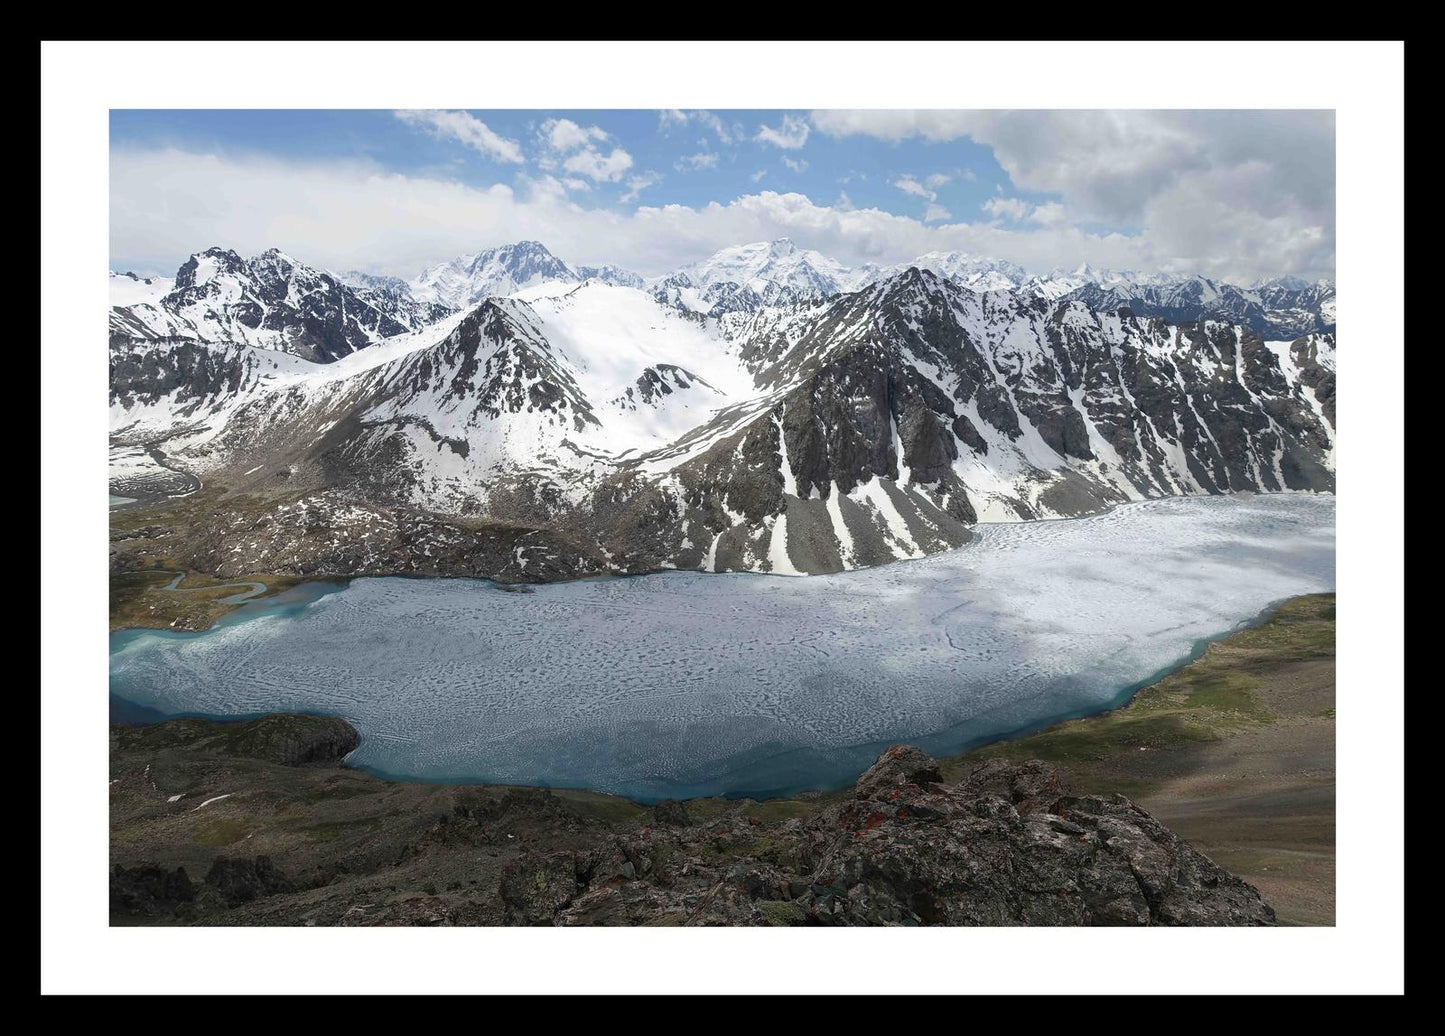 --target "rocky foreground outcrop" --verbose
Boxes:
[111,712,360,767]
[110,717,1274,926]
[499,746,1274,926]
